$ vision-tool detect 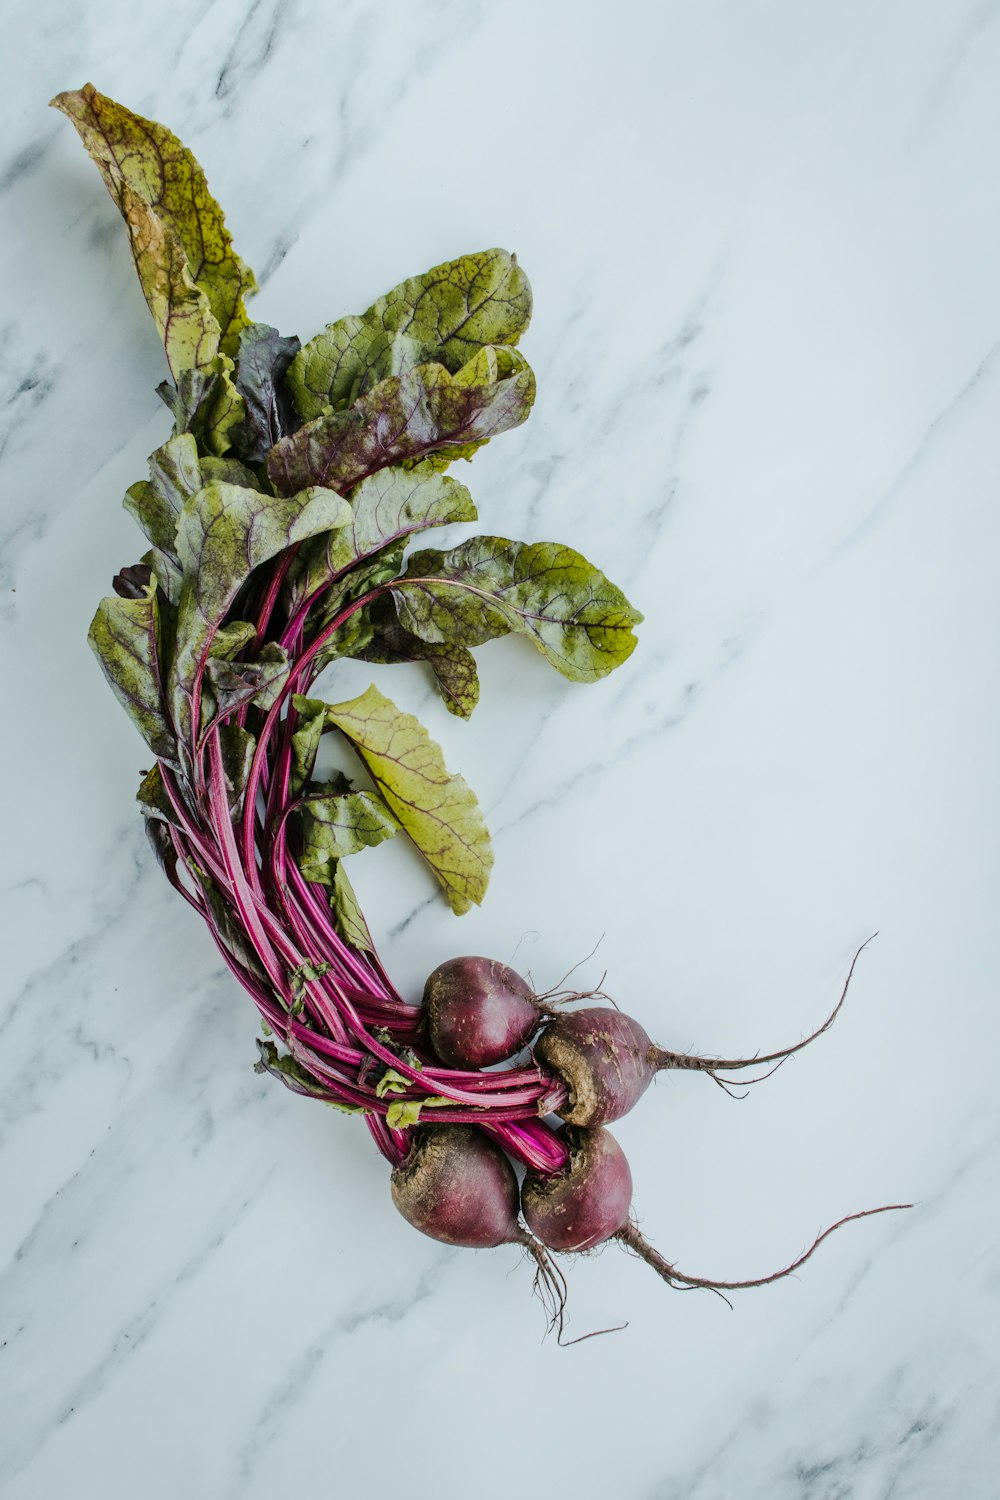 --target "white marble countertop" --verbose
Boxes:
[4,3,1000,1496]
